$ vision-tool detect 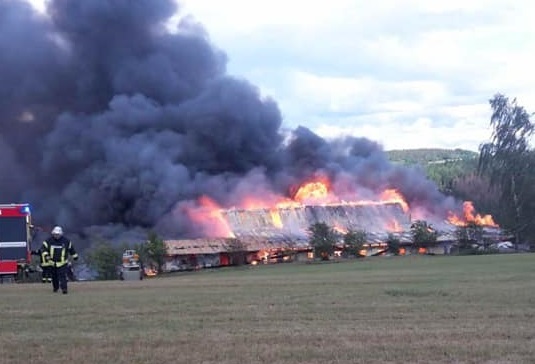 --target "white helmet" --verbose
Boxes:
[51,226,63,235]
